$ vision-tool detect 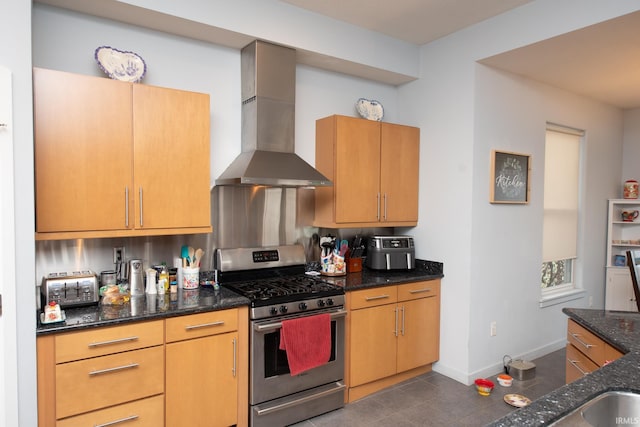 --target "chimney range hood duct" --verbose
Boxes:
[215,40,332,187]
